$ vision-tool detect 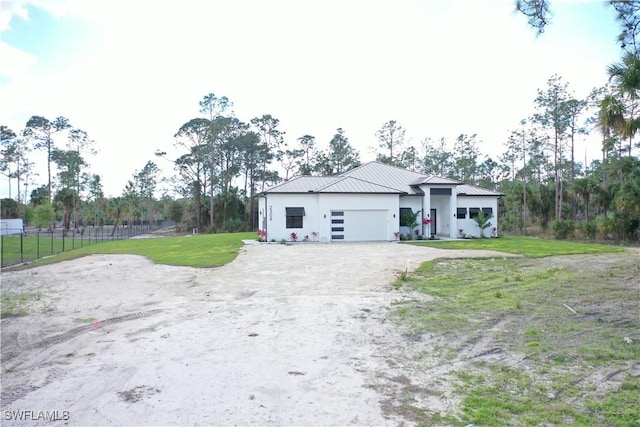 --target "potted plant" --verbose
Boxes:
[290,232,298,242]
